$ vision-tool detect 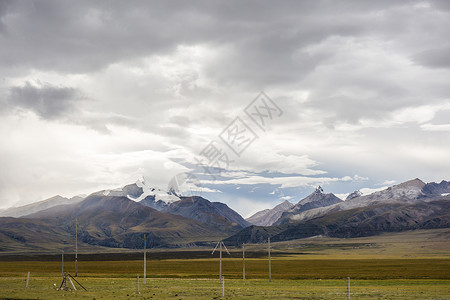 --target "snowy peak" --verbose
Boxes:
[315,186,324,194]
[272,186,344,225]
[296,186,340,206]
[396,178,426,190]
[134,177,180,204]
[346,190,363,201]
[100,177,180,205]
[356,178,426,204]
